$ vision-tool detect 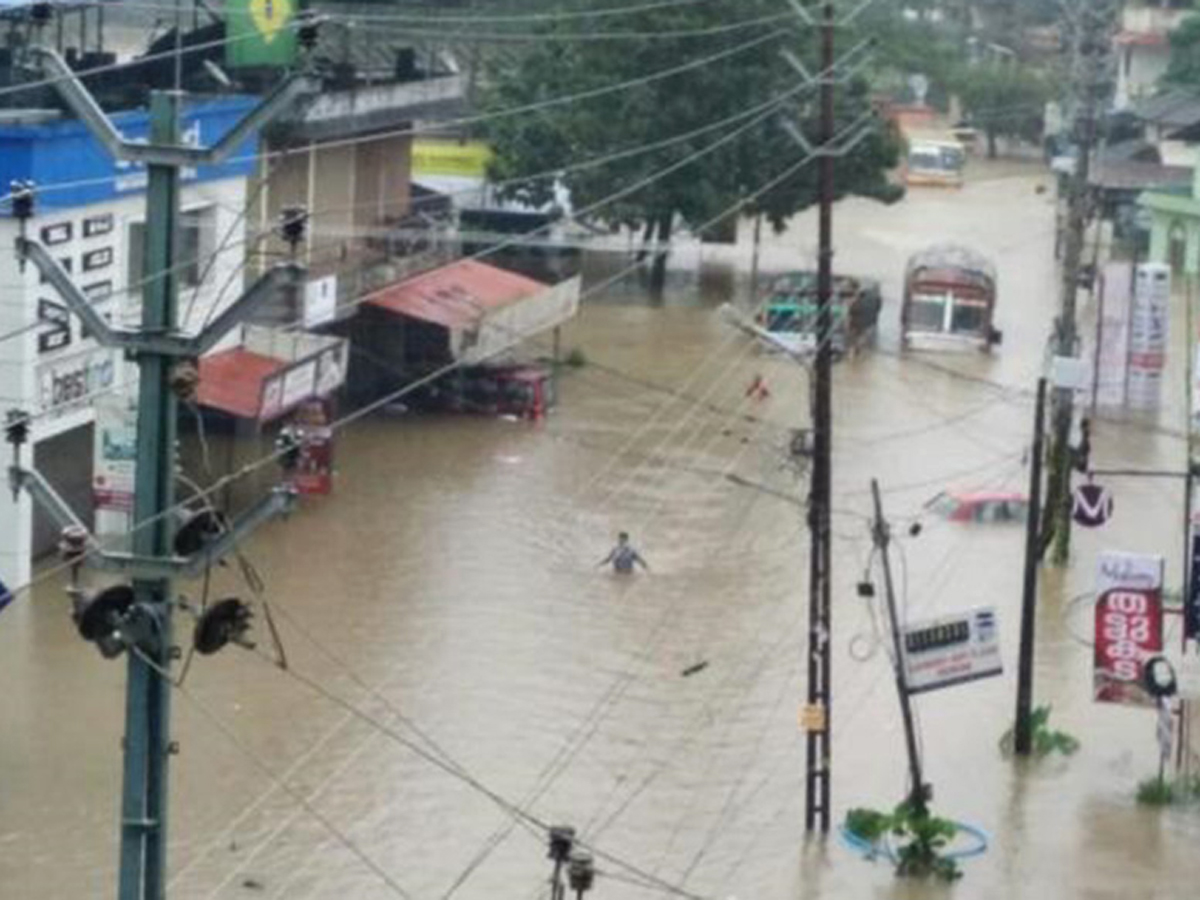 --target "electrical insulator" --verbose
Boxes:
[170,360,201,403]
[548,826,575,864]
[10,181,34,221]
[296,12,322,53]
[279,205,308,253]
[5,409,30,447]
[567,851,595,897]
